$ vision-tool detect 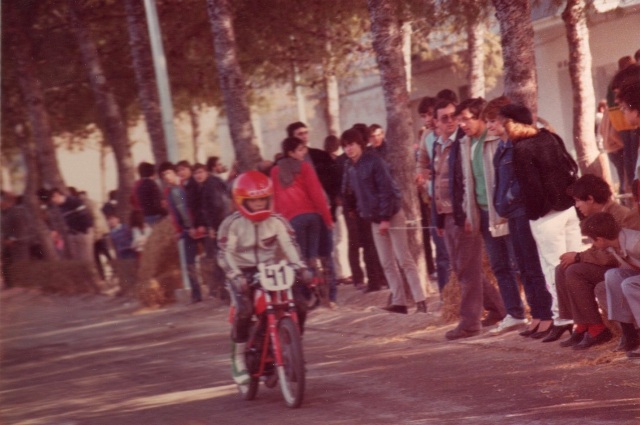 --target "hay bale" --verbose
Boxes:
[111,259,138,296]
[136,218,182,307]
[440,250,502,323]
[9,260,100,295]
